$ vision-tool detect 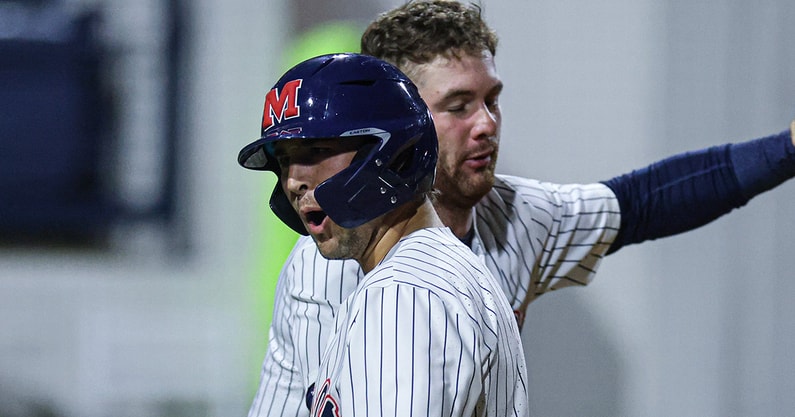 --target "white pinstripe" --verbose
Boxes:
[248,175,620,417]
